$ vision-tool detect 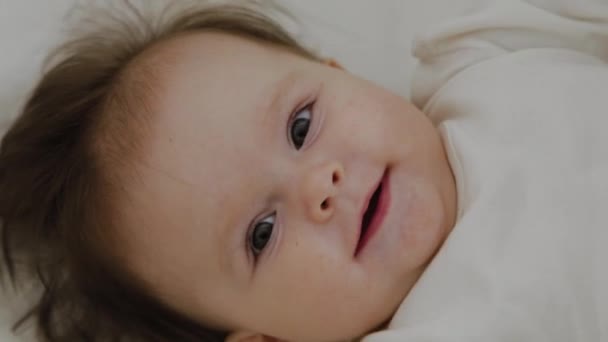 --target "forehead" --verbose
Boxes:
[140,31,302,195]
[152,31,300,86]
[149,32,298,138]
